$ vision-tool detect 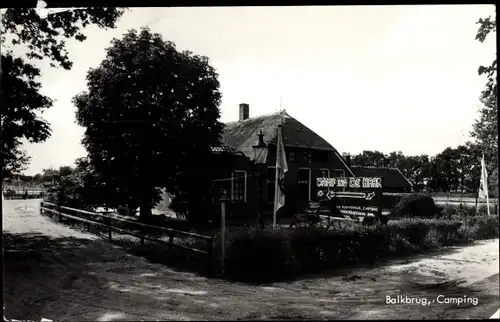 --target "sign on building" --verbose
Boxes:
[220,188,230,201]
[316,176,383,219]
